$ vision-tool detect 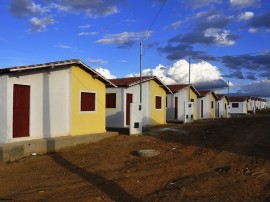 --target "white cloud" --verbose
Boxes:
[163,21,181,30]
[55,44,72,49]
[238,11,254,21]
[78,32,98,36]
[87,58,108,65]
[126,59,226,88]
[241,79,270,97]
[204,28,236,46]
[51,0,118,18]
[230,0,260,7]
[248,28,258,33]
[79,24,91,29]
[9,0,48,18]
[29,16,54,32]
[95,67,116,79]
[96,31,152,48]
